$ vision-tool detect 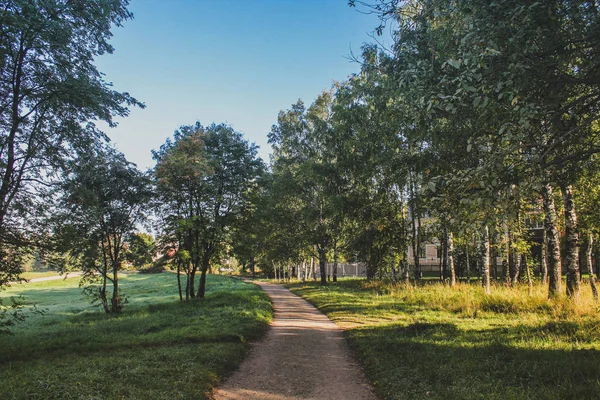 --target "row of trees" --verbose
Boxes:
[234,0,600,301]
